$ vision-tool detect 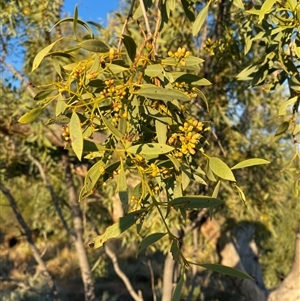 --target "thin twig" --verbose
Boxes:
[104,243,144,301]
[152,0,162,59]
[139,0,152,38]
[117,0,136,52]
[147,259,157,301]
